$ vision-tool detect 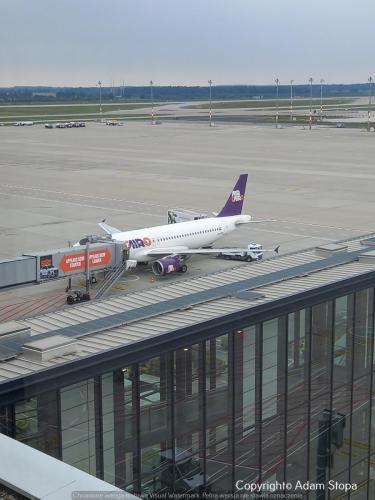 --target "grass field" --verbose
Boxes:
[187,98,353,109]
[0,102,159,122]
[0,113,152,124]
